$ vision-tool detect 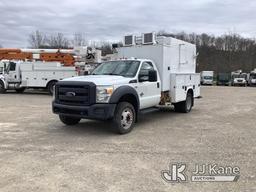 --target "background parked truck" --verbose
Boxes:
[217,73,231,86]
[200,71,214,85]
[231,70,247,86]
[248,69,256,86]
[52,33,201,134]
[0,61,77,94]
